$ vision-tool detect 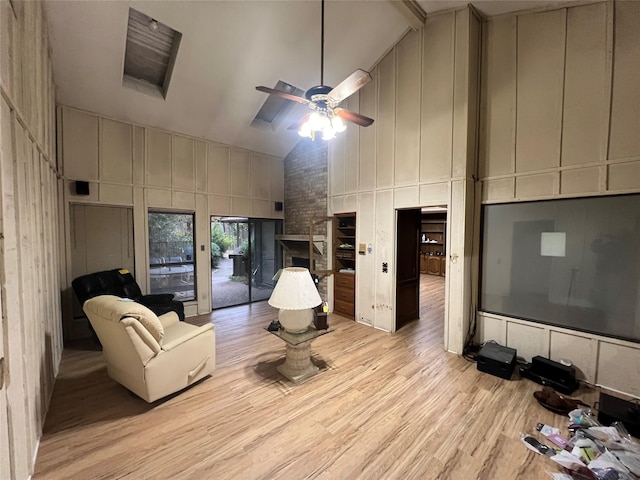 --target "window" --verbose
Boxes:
[148,212,195,301]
